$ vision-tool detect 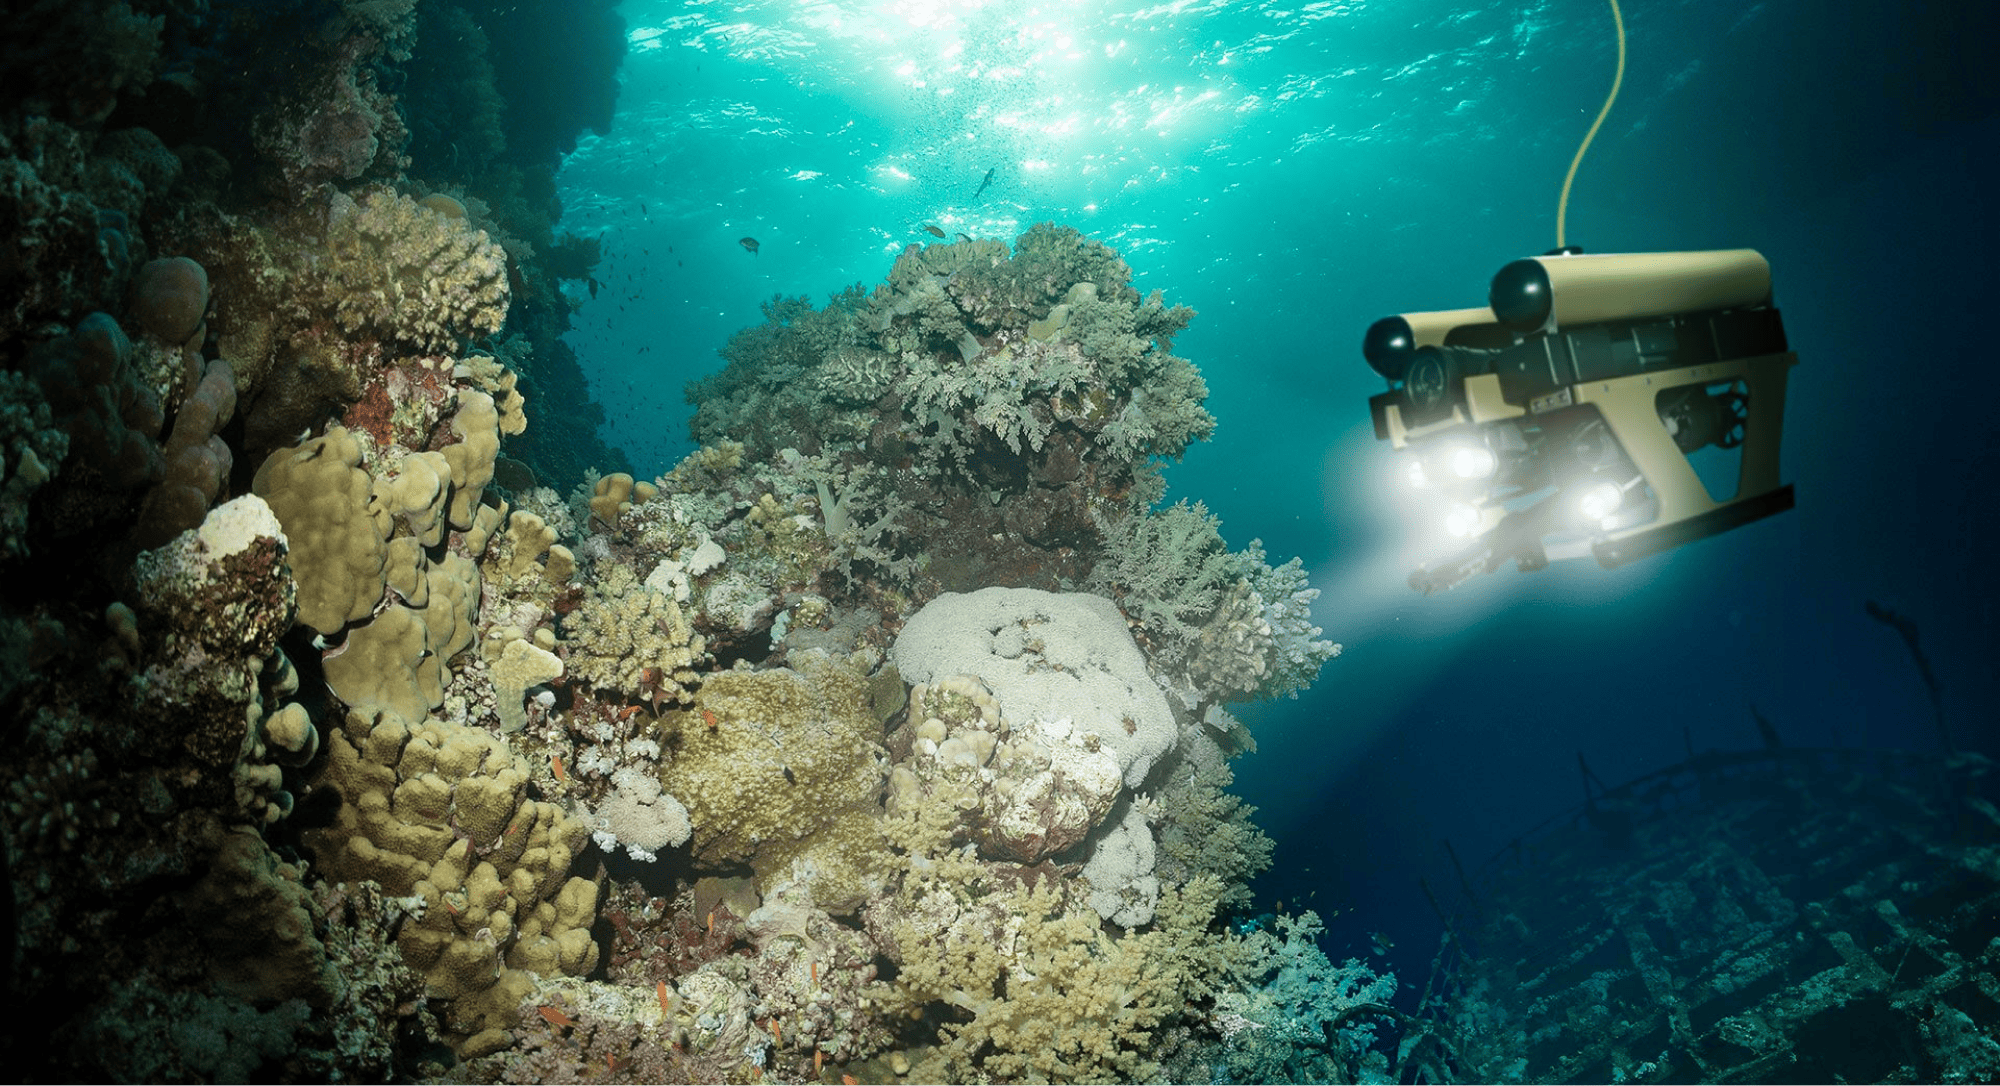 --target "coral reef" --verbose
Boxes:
[0,7,1364,1074]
